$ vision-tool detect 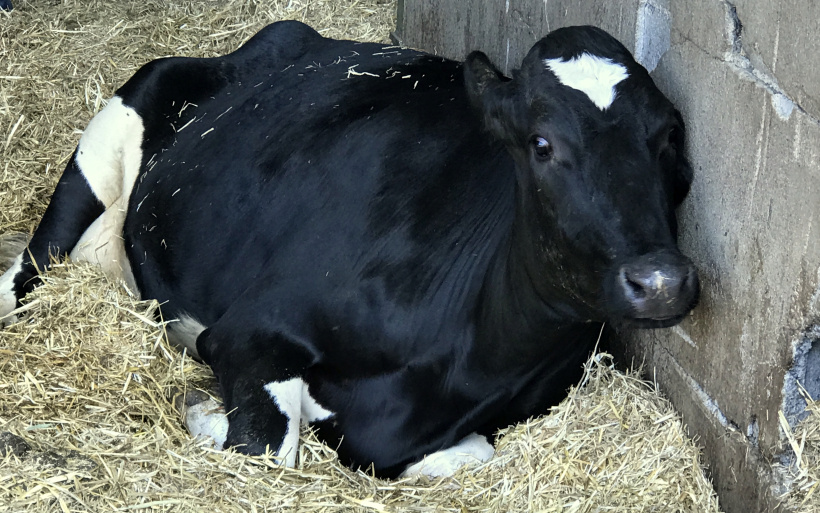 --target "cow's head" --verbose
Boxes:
[464,25,698,328]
